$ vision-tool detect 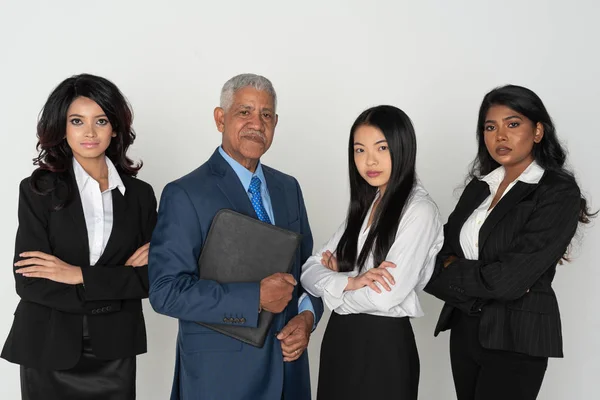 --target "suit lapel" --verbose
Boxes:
[263,167,288,229]
[65,172,90,262]
[448,179,490,257]
[96,188,128,266]
[478,180,538,252]
[209,150,258,219]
